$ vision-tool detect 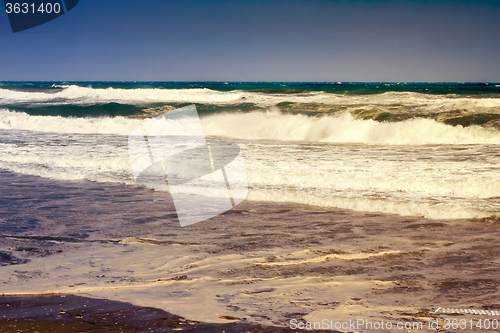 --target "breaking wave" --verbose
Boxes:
[1,108,500,145]
[2,85,500,111]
